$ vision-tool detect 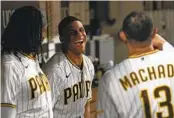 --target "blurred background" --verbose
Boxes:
[1,1,174,117]
[2,1,174,63]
